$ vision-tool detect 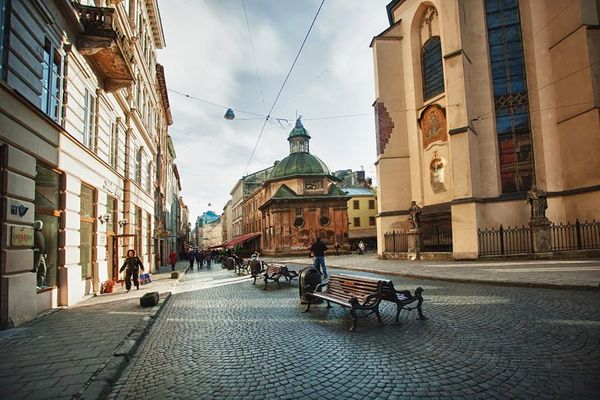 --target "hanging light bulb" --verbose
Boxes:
[224,108,235,120]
